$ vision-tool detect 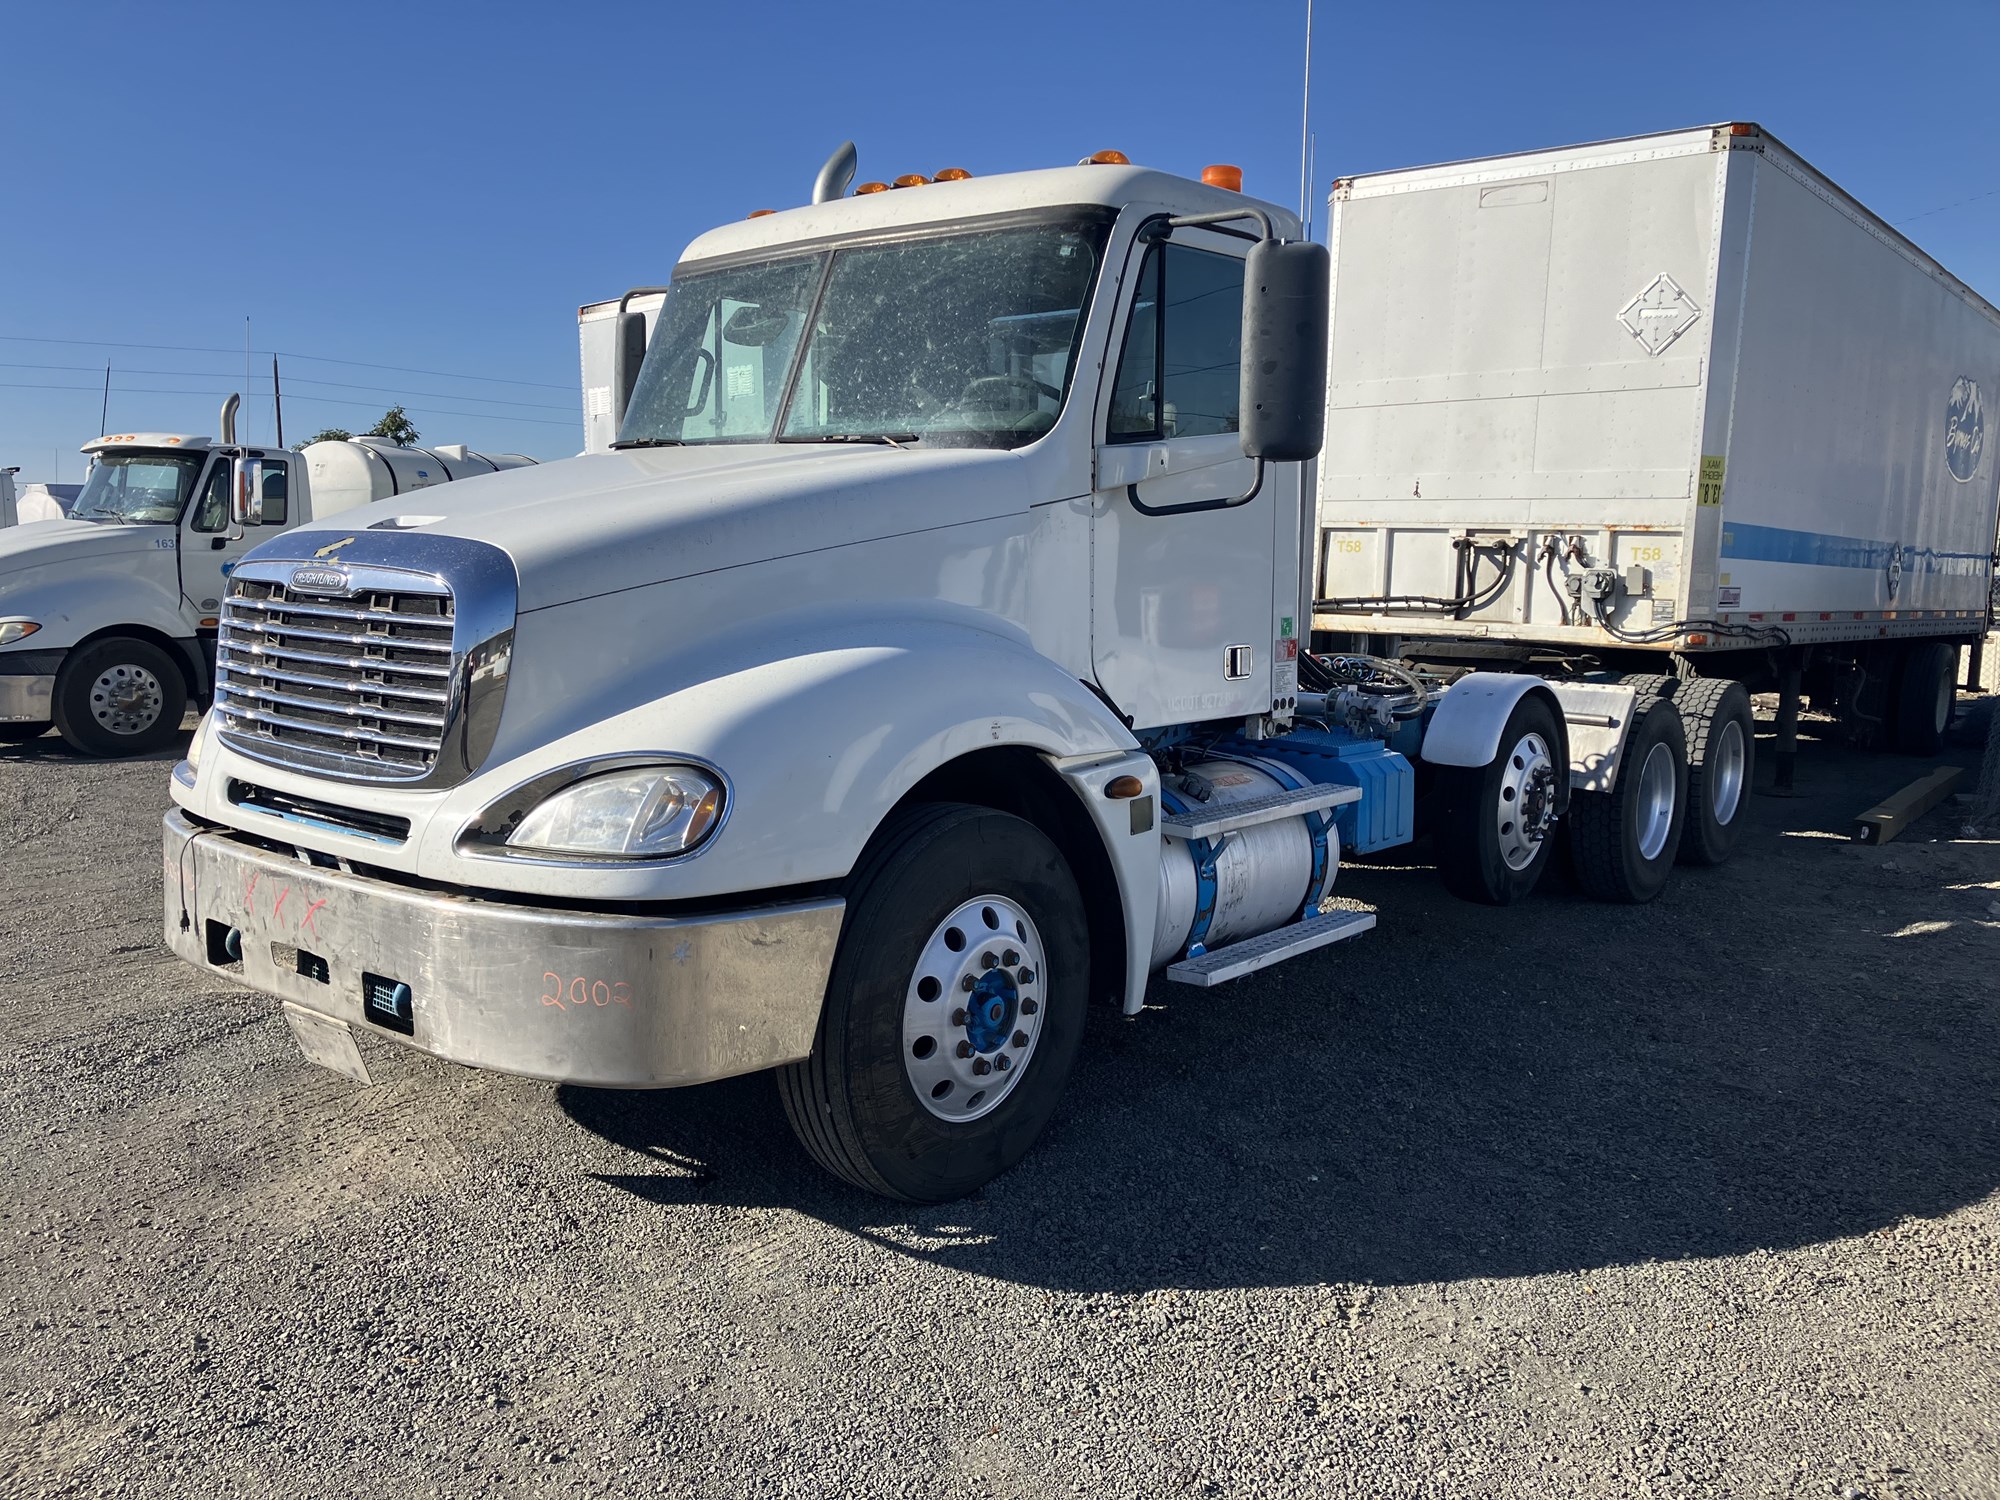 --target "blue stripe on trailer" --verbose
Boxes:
[1719,522,1989,576]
